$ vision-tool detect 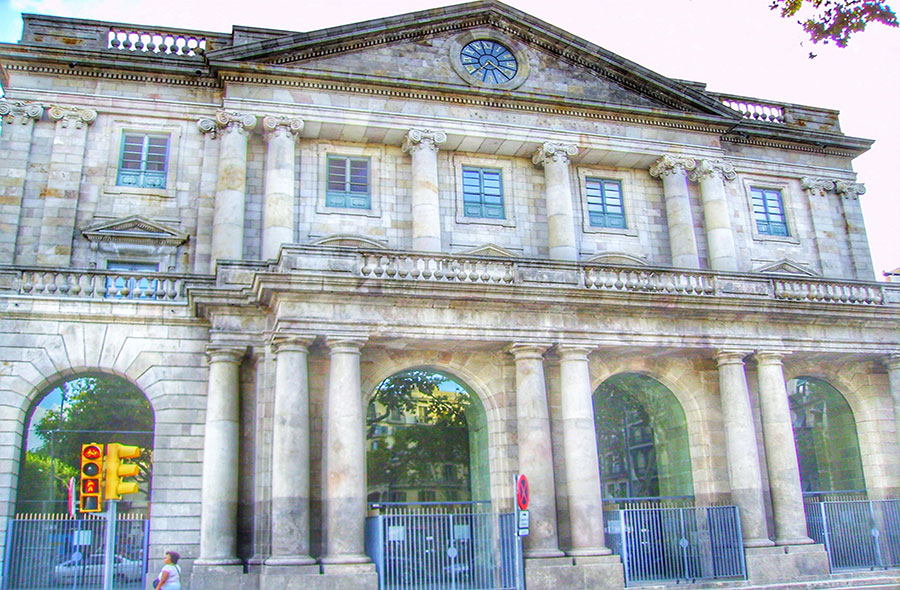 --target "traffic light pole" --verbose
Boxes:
[103,499,118,590]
